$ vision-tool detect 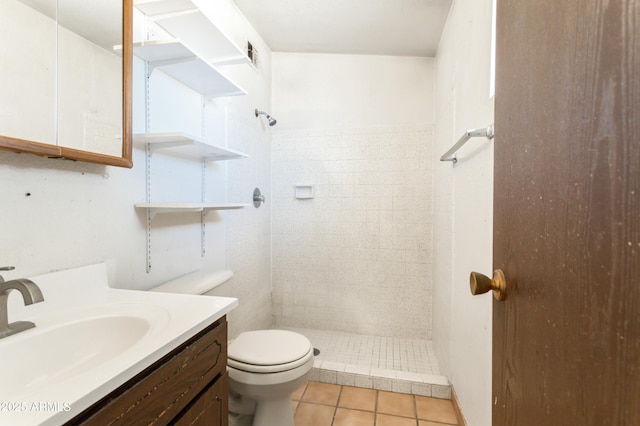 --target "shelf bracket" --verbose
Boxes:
[144,60,153,273]
[201,157,207,257]
[200,96,207,258]
[145,143,153,272]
